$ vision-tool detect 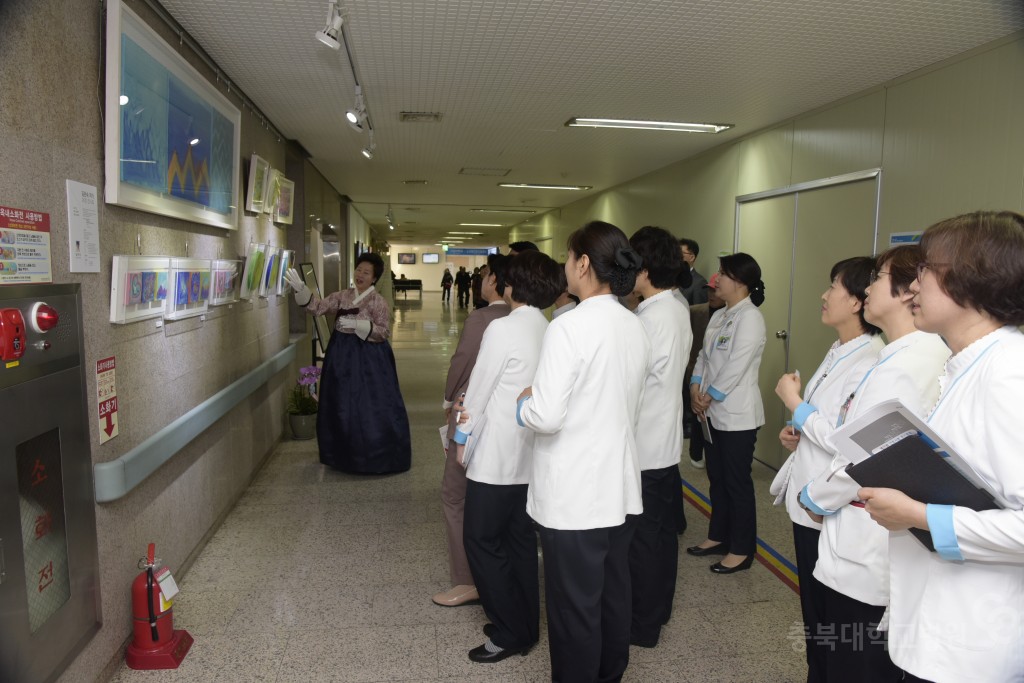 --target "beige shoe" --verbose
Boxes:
[432,584,479,607]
